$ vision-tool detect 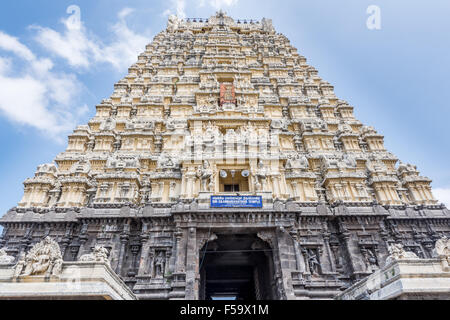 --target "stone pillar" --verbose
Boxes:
[185,227,198,300]
[275,229,296,300]
[291,181,298,200]
[338,220,356,275]
[137,241,150,276]
[168,232,177,274]
[290,231,305,273]
[116,221,130,276]
[323,232,336,273]
[174,228,186,273]
[180,168,187,198]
